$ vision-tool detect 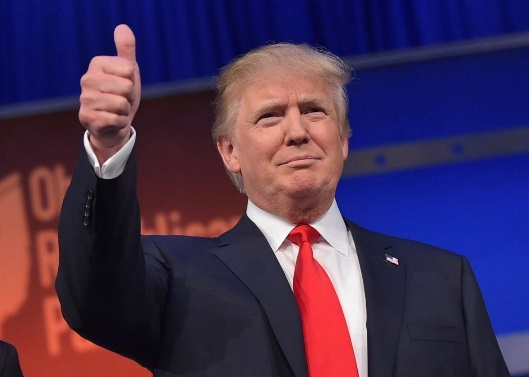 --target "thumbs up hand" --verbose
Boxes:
[79,24,141,164]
